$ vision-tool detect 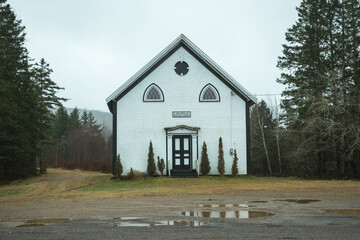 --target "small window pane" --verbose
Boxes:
[147,87,161,100]
[184,138,189,150]
[144,84,164,101]
[203,88,216,100]
[175,138,180,150]
[184,158,189,165]
[200,85,220,102]
[175,158,180,165]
